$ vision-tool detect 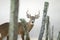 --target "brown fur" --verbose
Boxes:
[0,22,33,40]
[0,12,40,40]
